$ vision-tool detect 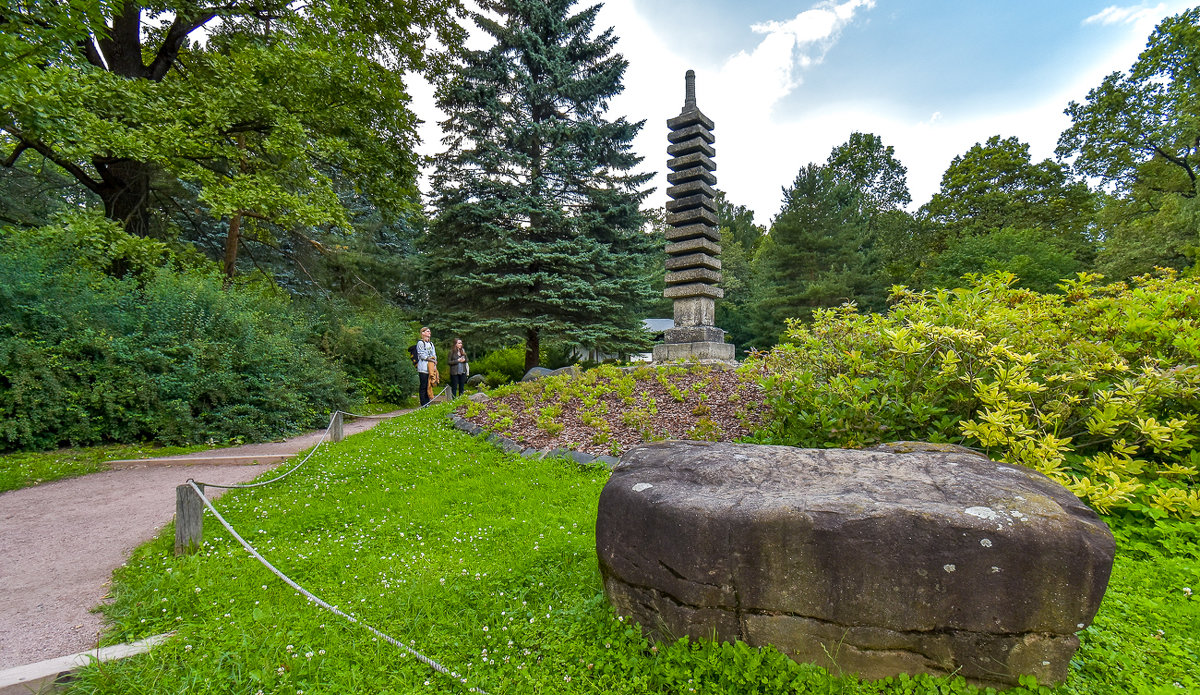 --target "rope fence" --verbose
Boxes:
[195,386,448,491]
[185,480,487,694]
[176,385,486,693]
